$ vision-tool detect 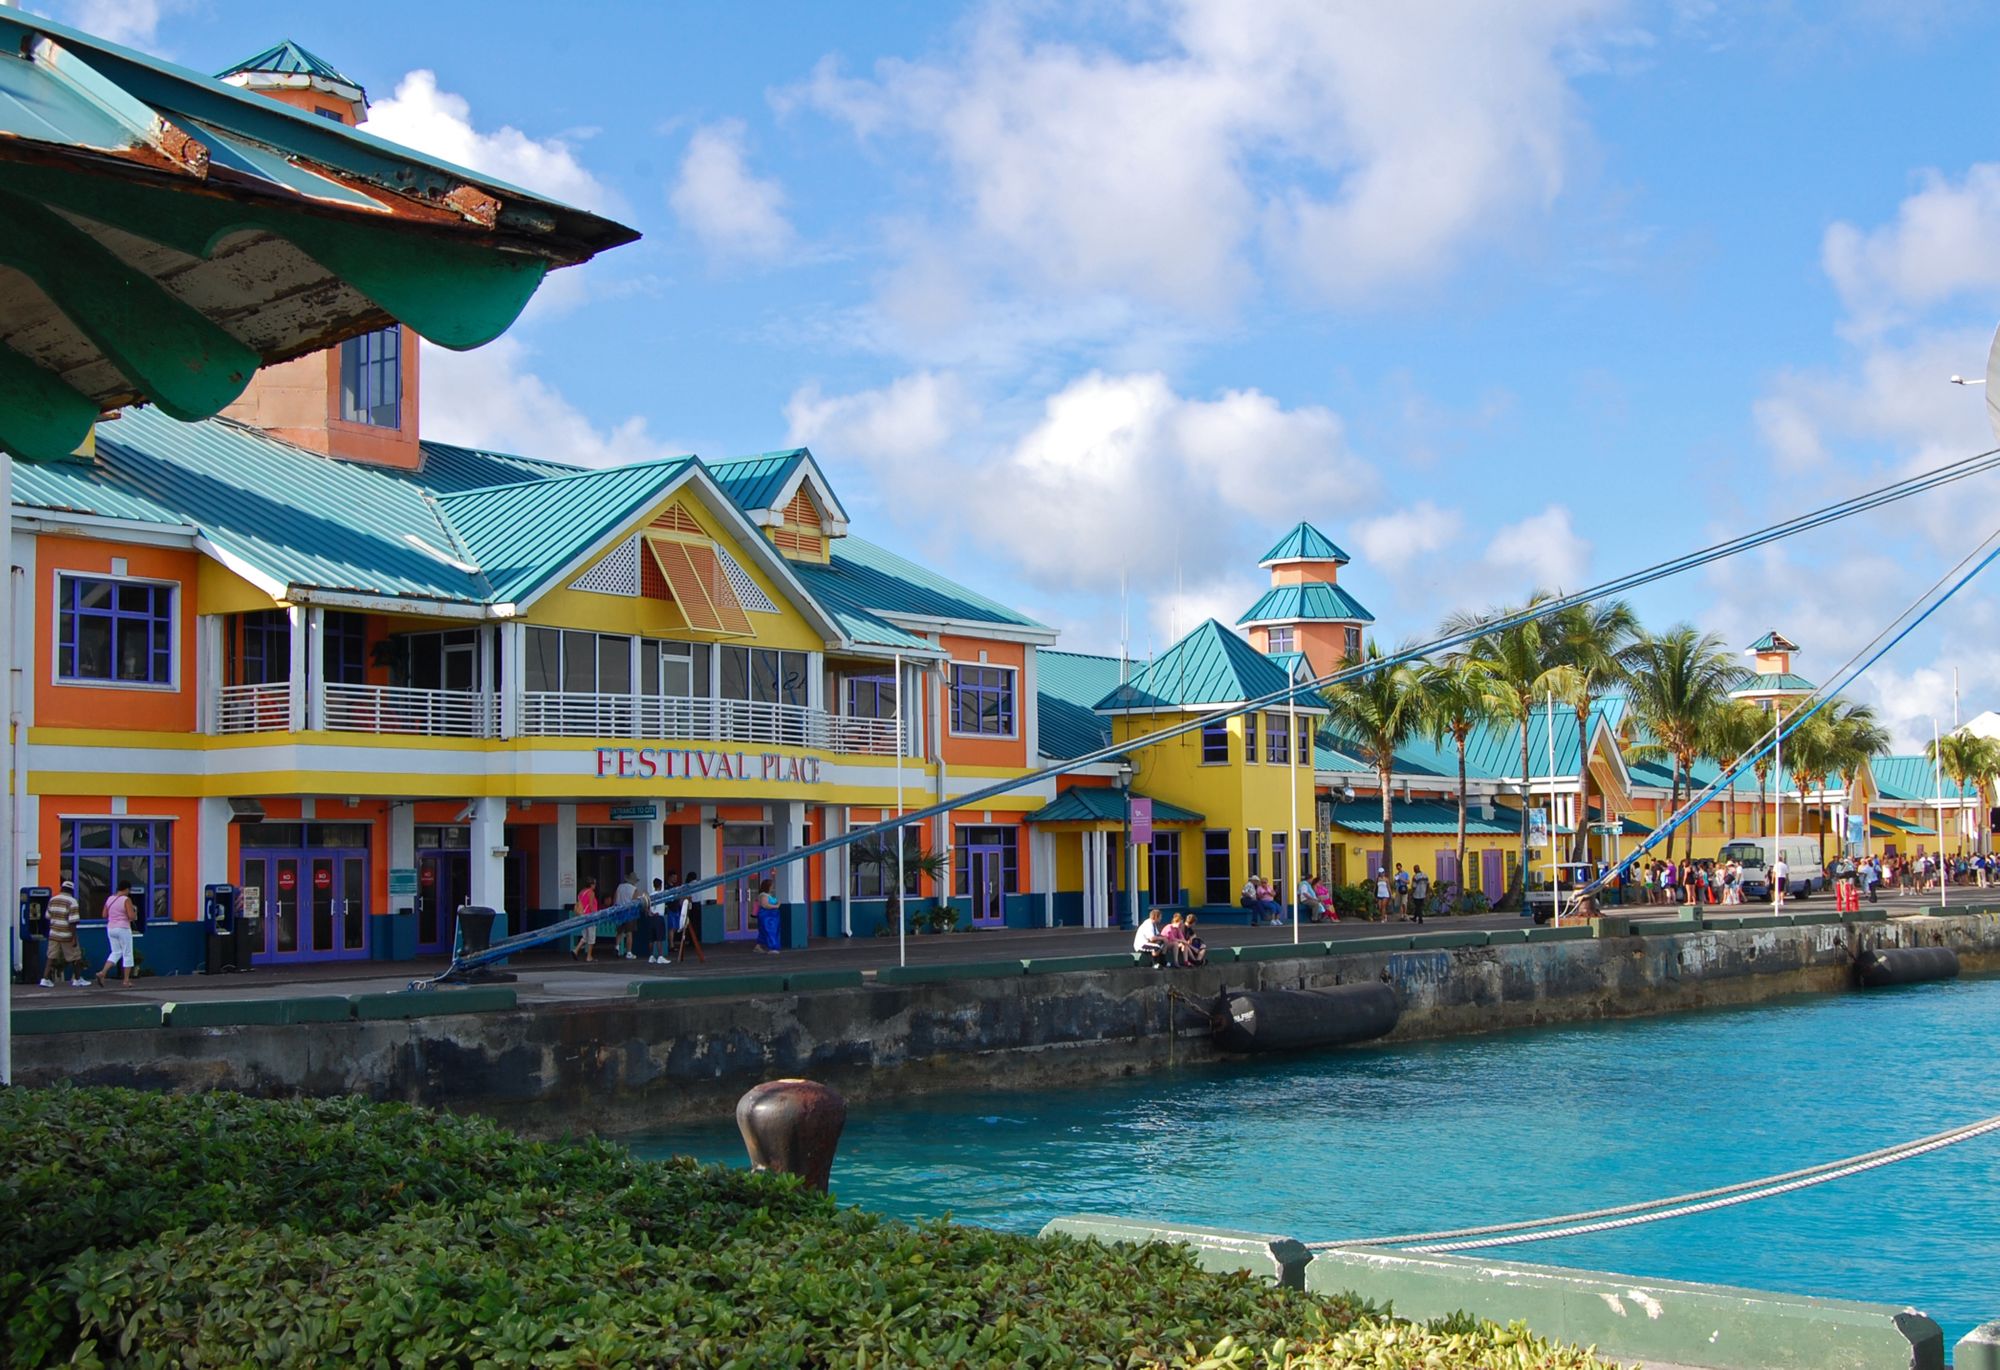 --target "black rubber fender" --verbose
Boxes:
[1855,944,1960,988]
[1212,981,1400,1053]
